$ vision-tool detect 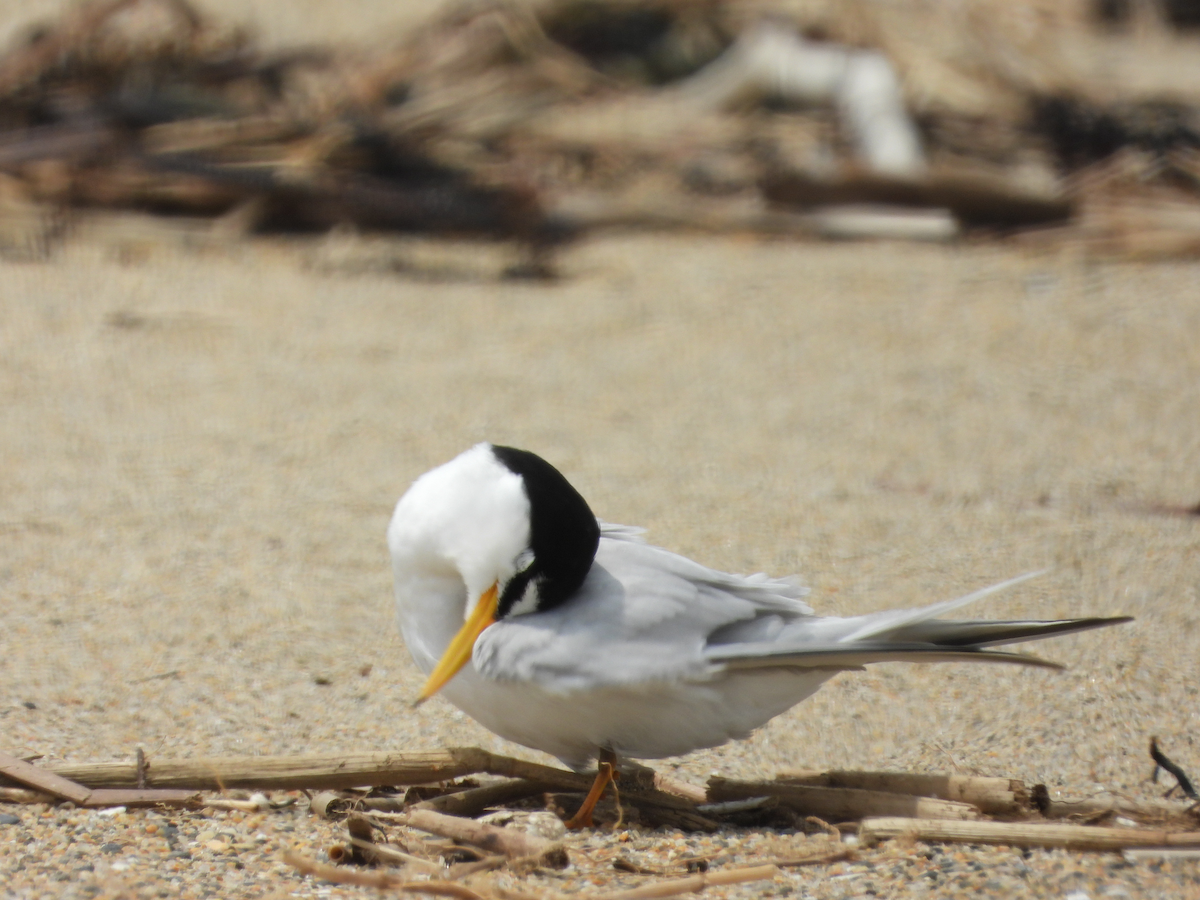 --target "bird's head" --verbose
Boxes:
[387,443,600,704]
